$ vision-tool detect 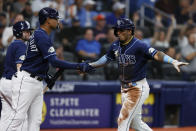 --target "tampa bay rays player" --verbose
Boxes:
[0,21,32,130]
[4,7,93,131]
[89,18,188,131]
